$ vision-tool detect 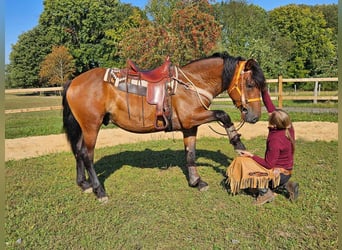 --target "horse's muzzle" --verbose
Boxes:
[241,108,260,124]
